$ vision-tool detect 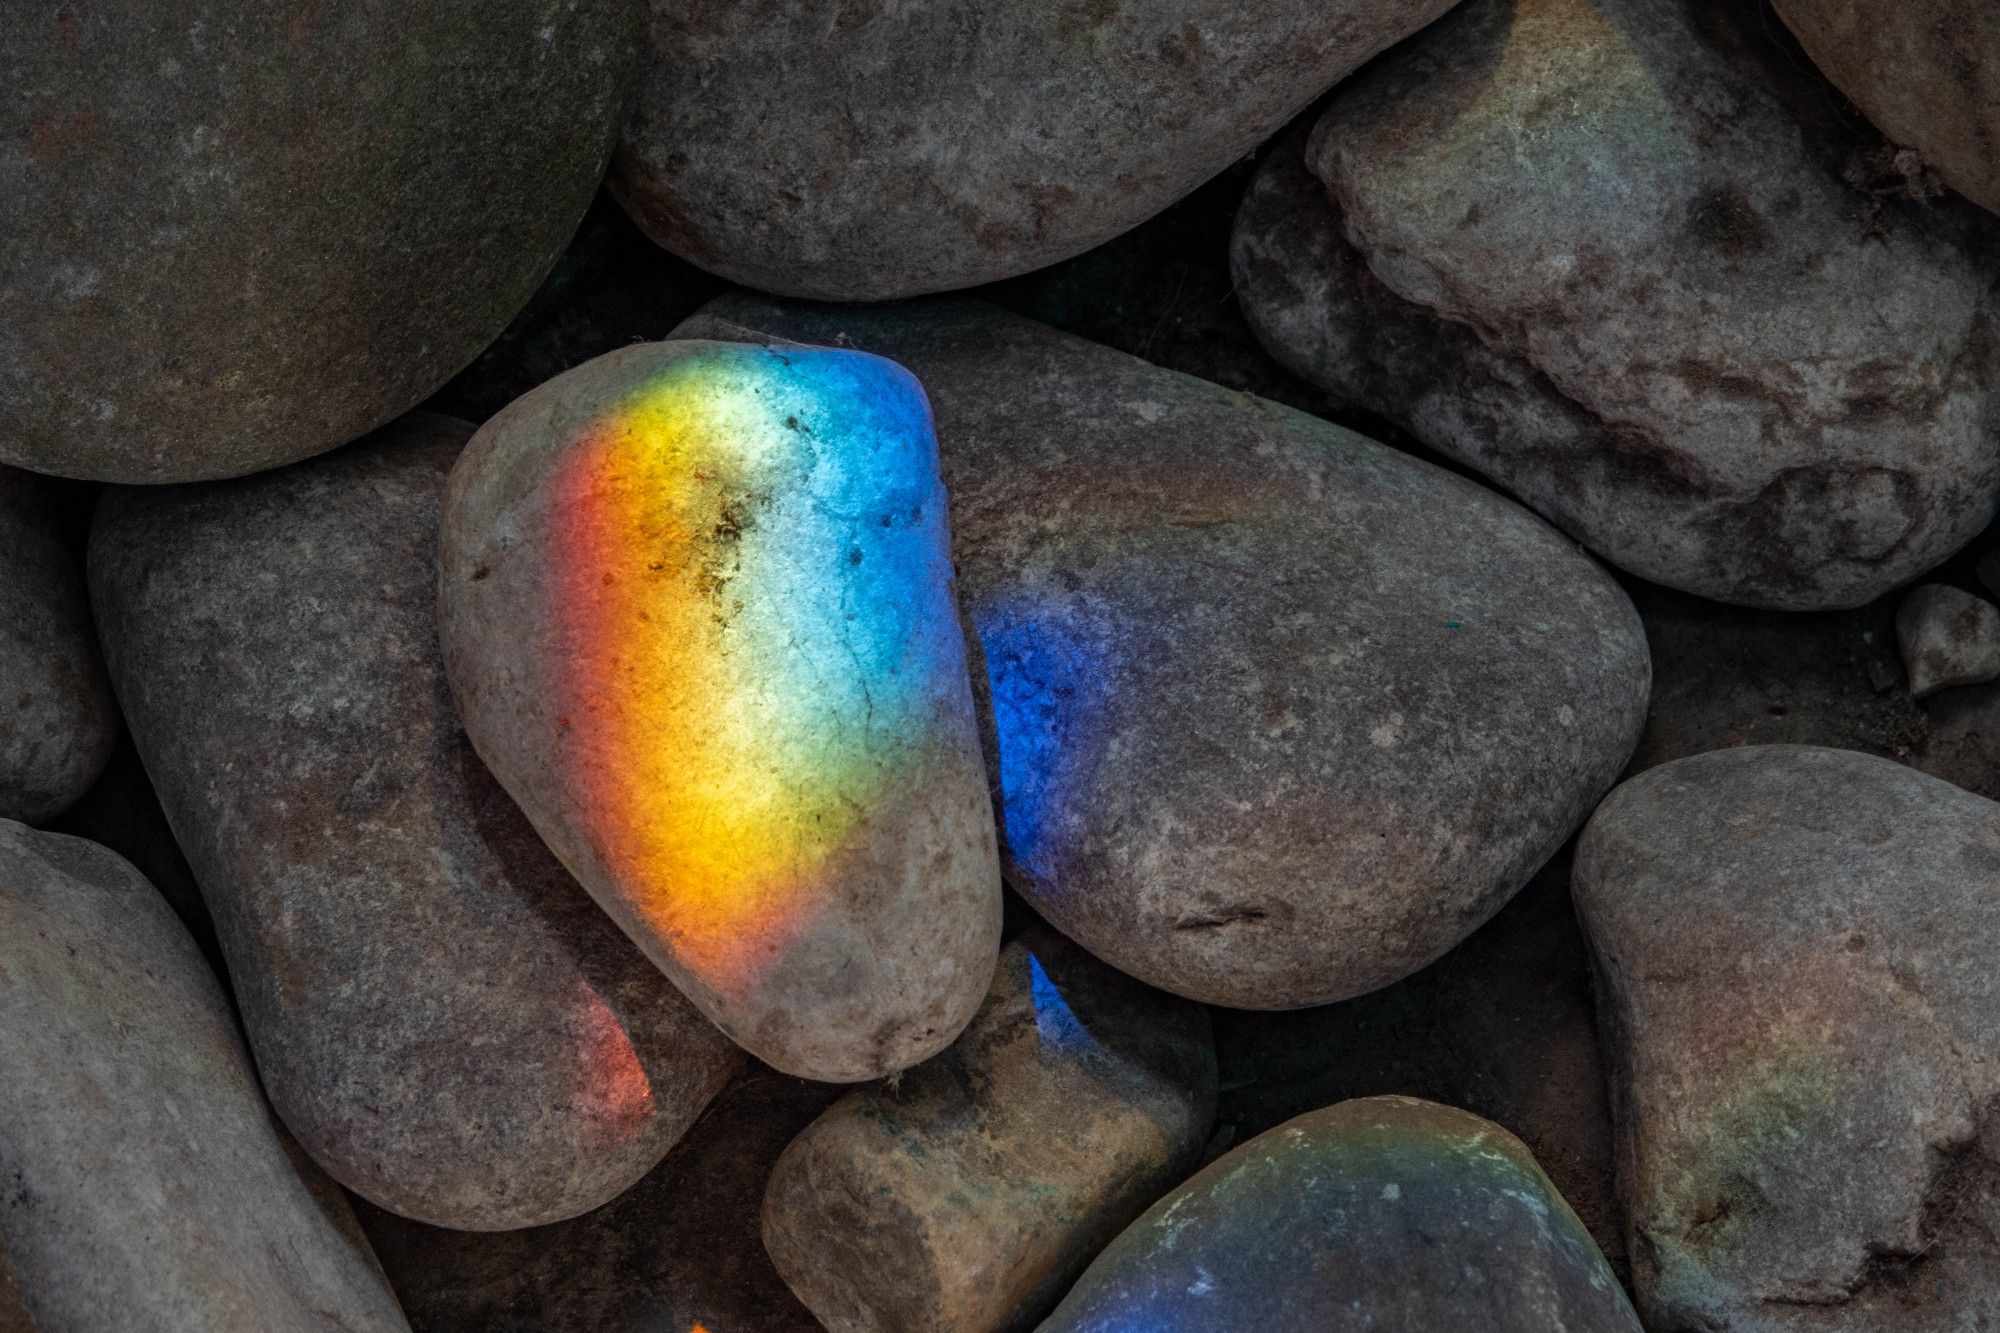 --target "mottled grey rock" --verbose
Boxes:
[764,929,1216,1332]
[1233,0,2000,610]
[0,820,407,1332]
[1897,584,2000,697]
[612,0,1460,300]
[89,415,741,1230]
[1042,1096,1641,1331]
[3,2,635,483]
[358,1070,835,1333]
[676,297,1651,1009]
[0,469,114,822]
[1773,0,2000,217]
[1212,853,1626,1276]
[439,341,1002,1082]
[1575,746,2000,1329]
